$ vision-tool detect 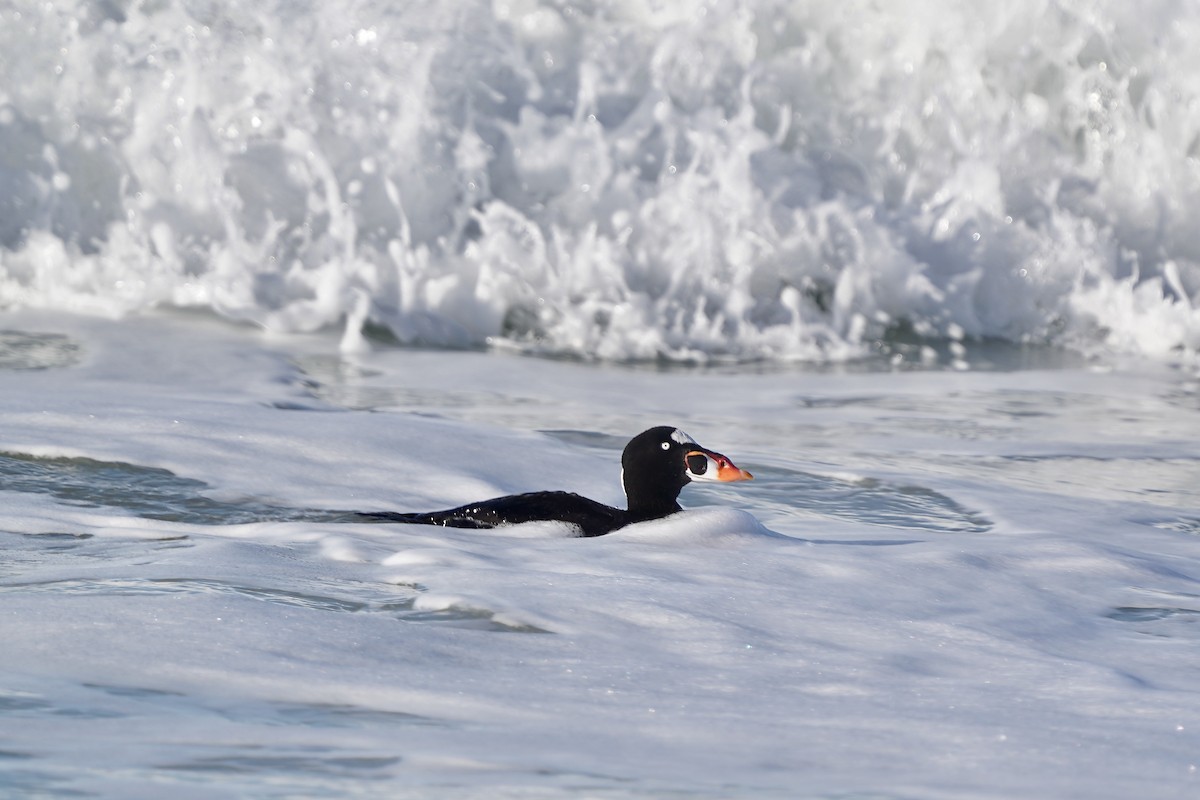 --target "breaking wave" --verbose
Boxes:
[2,0,1199,362]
